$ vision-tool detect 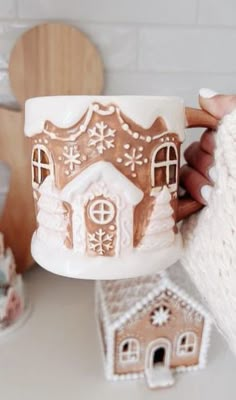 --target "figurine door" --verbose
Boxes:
[146,338,172,370]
